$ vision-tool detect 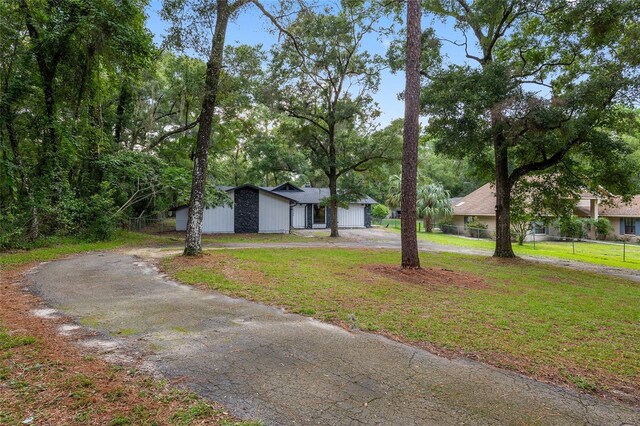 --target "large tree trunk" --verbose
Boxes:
[328,173,339,238]
[493,137,516,257]
[3,108,39,240]
[38,70,60,179]
[425,215,433,233]
[184,0,230,256]
[400,0,421,269]
[328,124,339,237]
[114,78,131,145]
